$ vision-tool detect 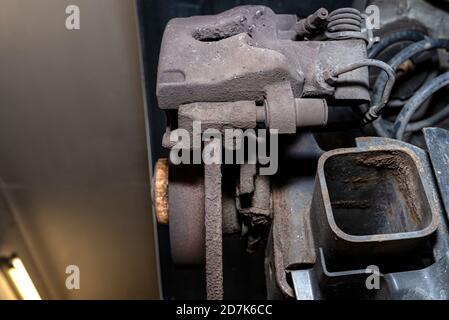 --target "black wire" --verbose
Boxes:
[372,39,449,108]
[368,30,427,59]
[371,38,449,136]
[370,102,449,134]
[407,103,449,132]
[393,71,449,140]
